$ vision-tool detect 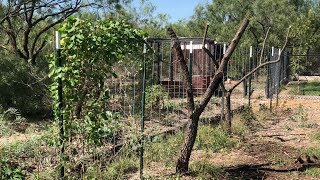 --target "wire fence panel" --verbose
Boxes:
[4,34,320,179]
